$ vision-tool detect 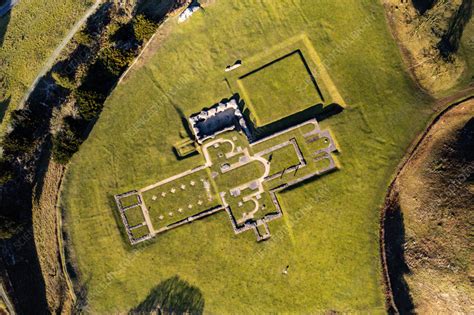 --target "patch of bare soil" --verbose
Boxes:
[384,98,474,313]
[32,161,73,314]
[383,0,472,94]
